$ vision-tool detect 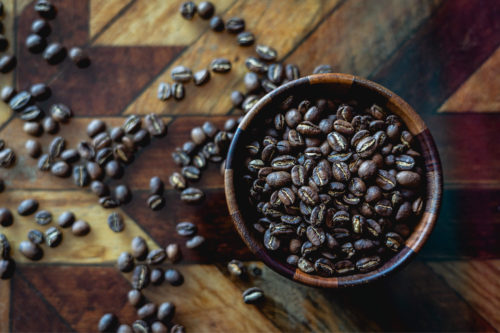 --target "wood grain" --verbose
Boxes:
[438,47,500,112]
[0,279,9,332]
[0,0,16,128]
[1,190,159,263]
[123,0,342,116]
[89,0,133,39]
[428,260,500,331]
